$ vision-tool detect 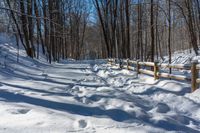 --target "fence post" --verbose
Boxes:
[112,58,115,65]
[154,61,159,80]
[119,59,123,69]
[136,60,140,75]
[108,59,111,64]
[127,59,130,70]
[191,60,198,92]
